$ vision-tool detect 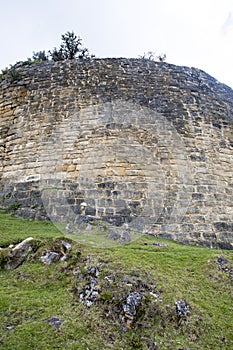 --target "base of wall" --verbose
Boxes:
[1,180,232,250]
